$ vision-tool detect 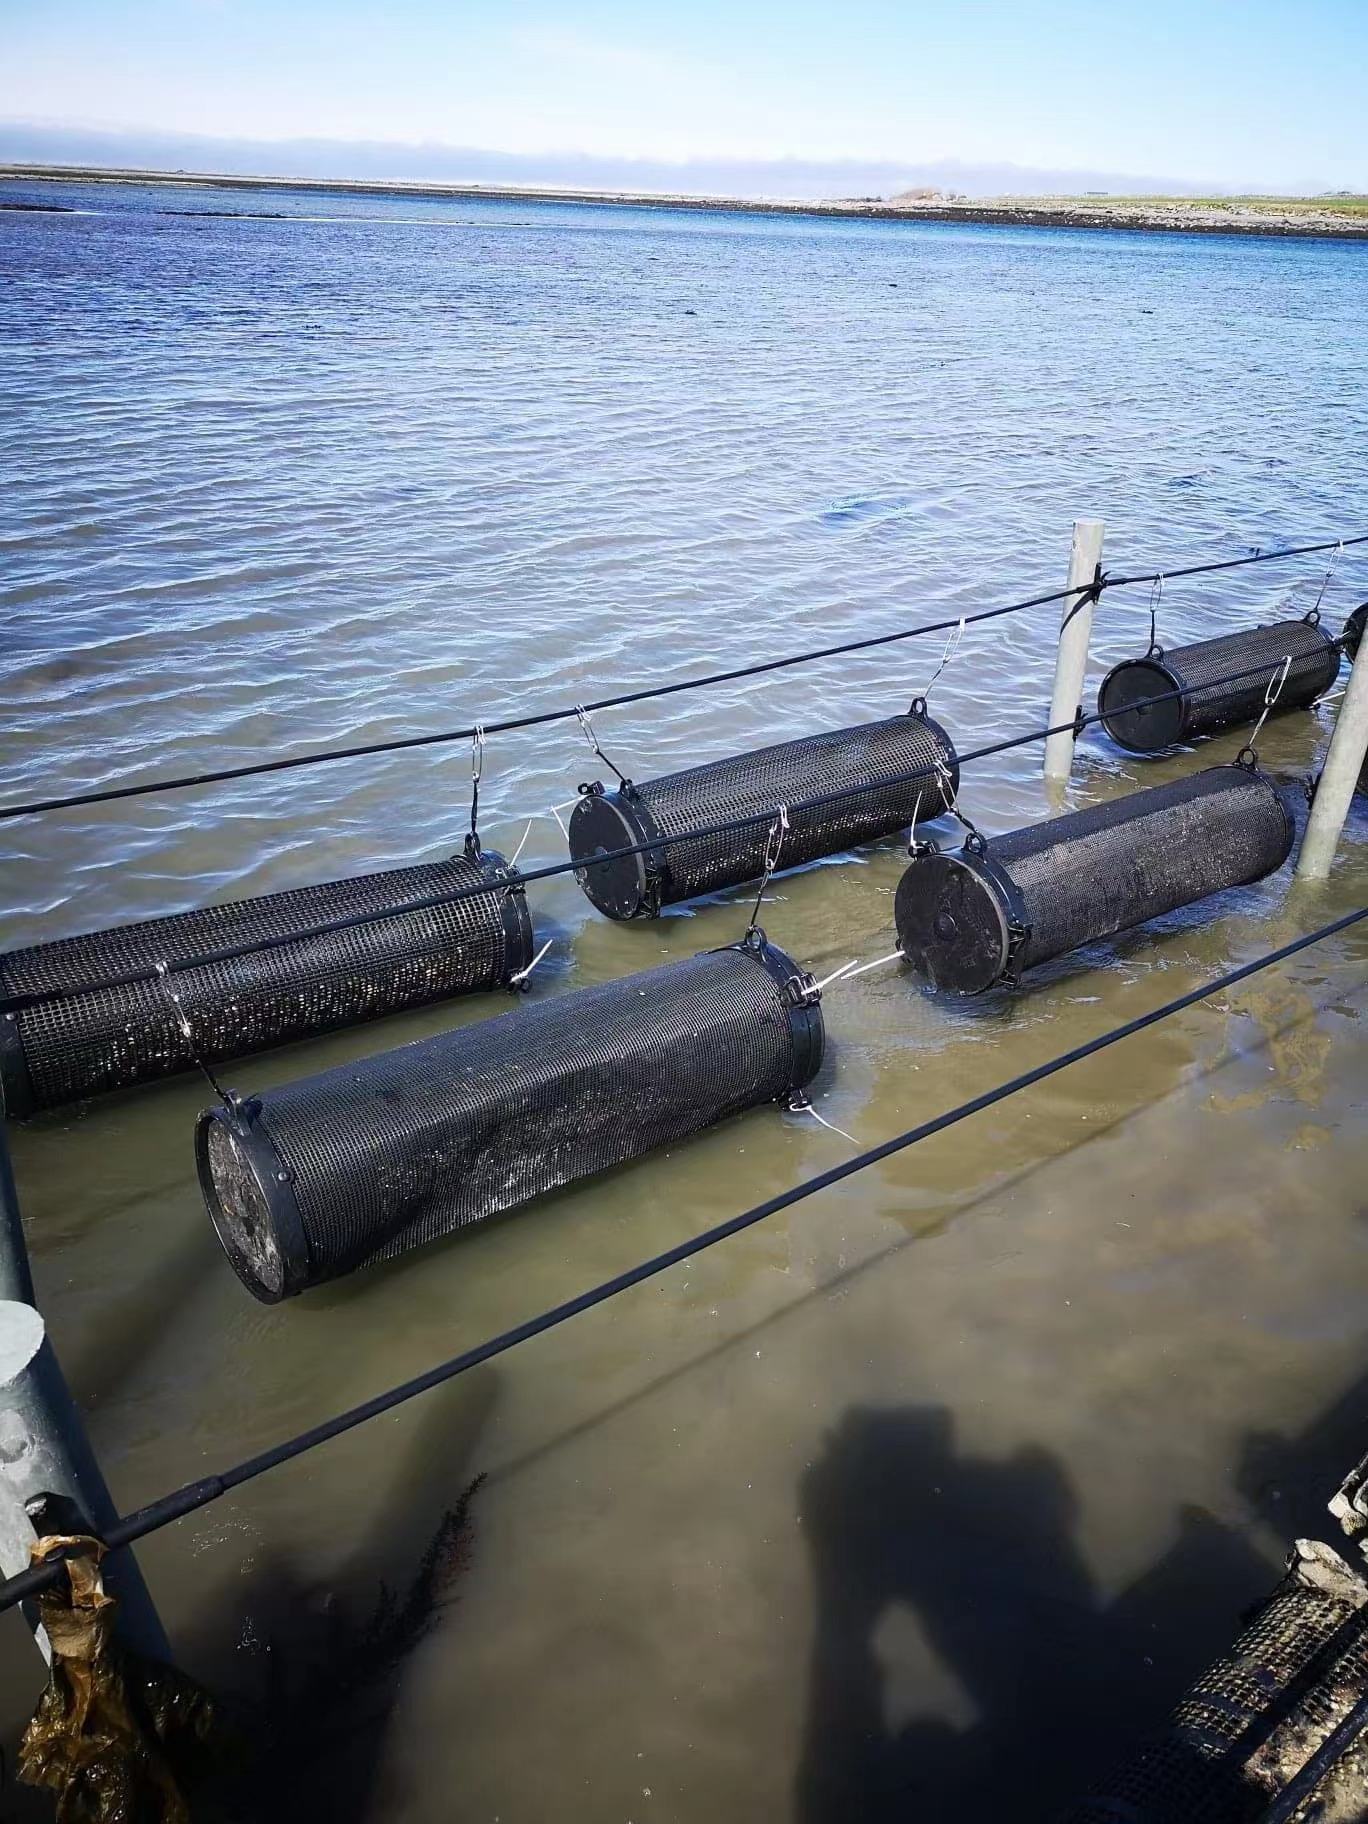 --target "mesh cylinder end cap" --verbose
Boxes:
[895,854,1013,994]
[567,791,660,921]
[1097,658,1185,753]
[195,1108,310,1304]
[1345,603,1368,664]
